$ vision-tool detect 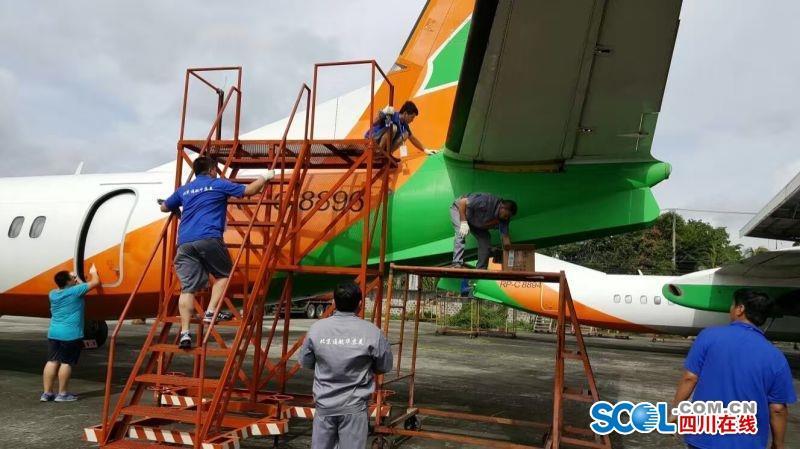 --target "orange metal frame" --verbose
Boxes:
[92,62,397,449]
[371,264,612,449]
